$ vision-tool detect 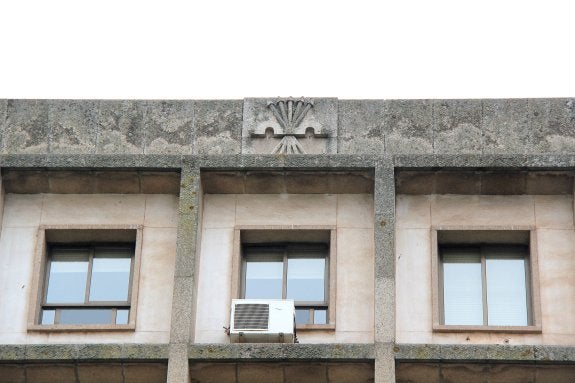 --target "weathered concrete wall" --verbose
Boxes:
[195,194,375,344]
[0,194,178,344]
[1,98,574,155]
[396,194,575,345]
